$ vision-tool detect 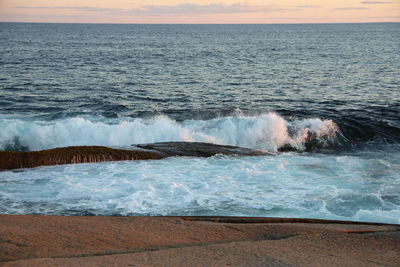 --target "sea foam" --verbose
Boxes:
[0,152,398,223]
[0,113,338,152]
